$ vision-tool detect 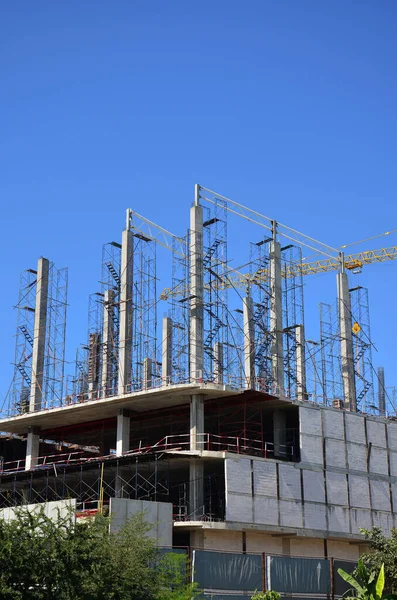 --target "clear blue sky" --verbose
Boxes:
[1,1,397,405]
